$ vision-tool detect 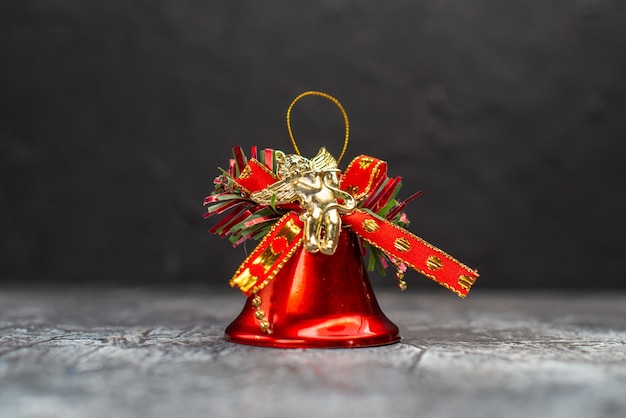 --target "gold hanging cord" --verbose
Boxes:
[286,91,350,164]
